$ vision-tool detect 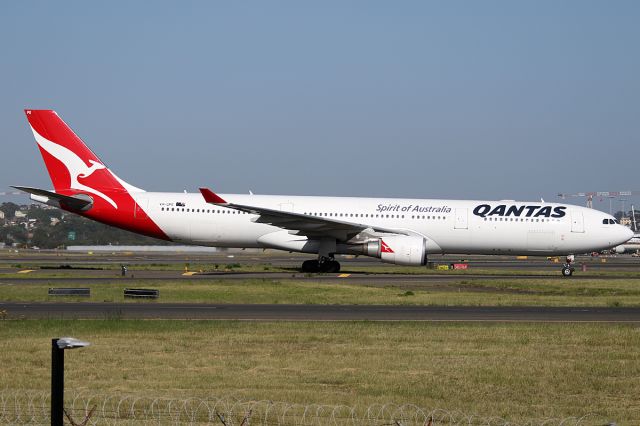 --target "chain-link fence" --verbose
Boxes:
[0,390,608,425]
